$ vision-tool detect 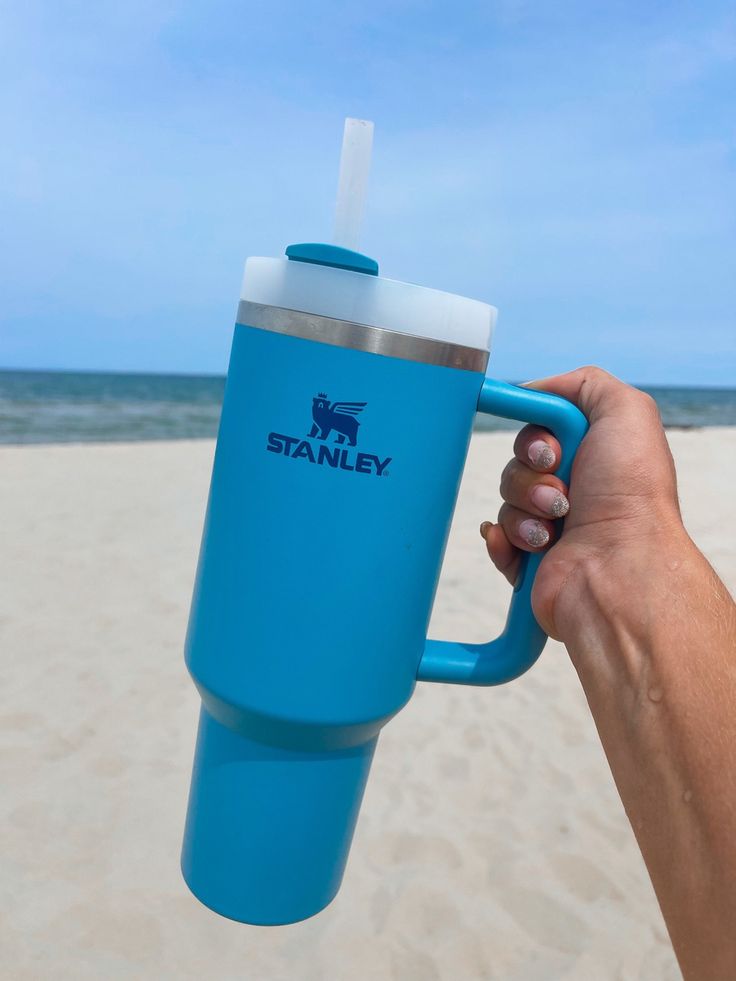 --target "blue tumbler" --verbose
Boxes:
[181,241,588,925]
